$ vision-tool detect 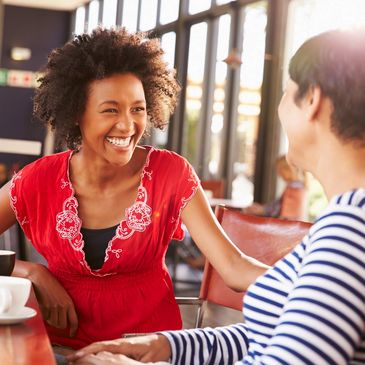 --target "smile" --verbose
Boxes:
[106,136,131,147]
